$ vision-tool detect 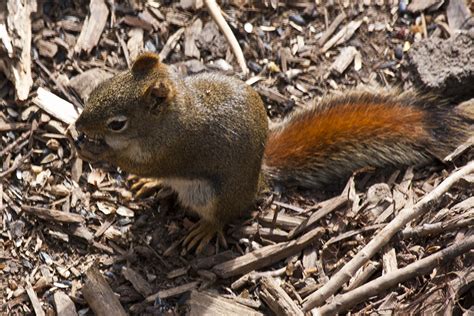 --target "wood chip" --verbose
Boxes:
[192,250,238,270]
[69,68,113,102]
[260,211,305,230]
[184,18,202,58]
[318,12,346,46]
[3,0,36,100]
[289,195,348,238]
[213,227,325,278]
[187,290,263,316]
[82,266,127,316]
[407,0,444,13]
[53,291,78,316]
[122,266,153,297]
[321,20,362,53]
[25,282,45,316]
[447,0,472,30]
[330,46,358,74]
[260,277,304,316]
[33,87,80,125]
[0,122,31,132]
[159,27,185,61]
[74,0,109,53]
[36,39,58,58]
[127,27,144,61]
[145,281,200,302]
